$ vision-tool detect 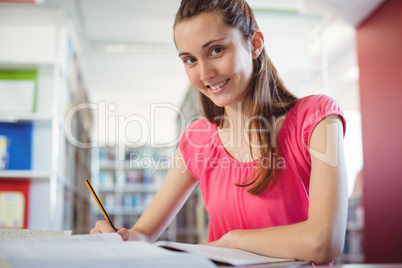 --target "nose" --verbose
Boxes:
[199,60,216,82]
